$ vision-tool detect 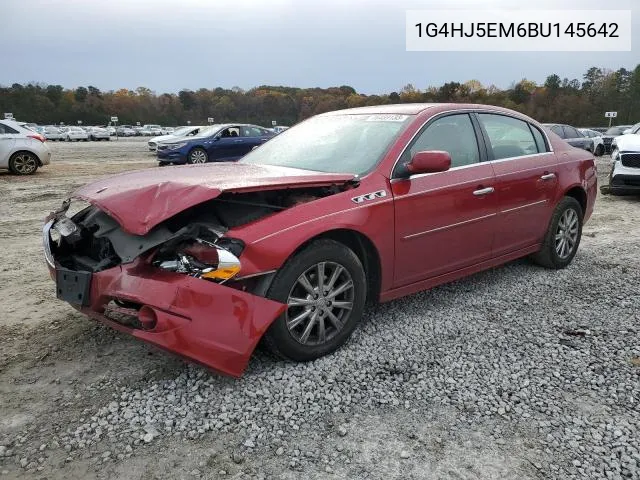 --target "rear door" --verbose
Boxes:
[475,113,558,256]
[391,113,498,286]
